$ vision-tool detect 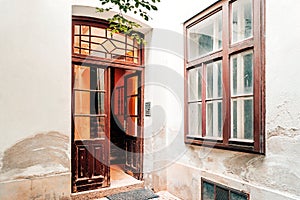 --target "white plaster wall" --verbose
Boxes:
[265,0,300,130]
[0,0,72,152]
[0,0,72,198]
